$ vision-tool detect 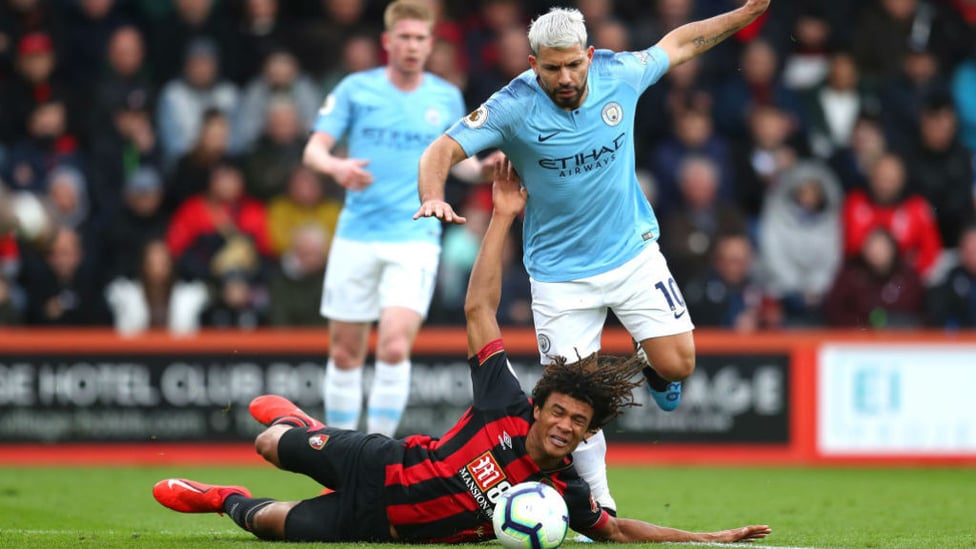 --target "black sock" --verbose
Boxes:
[642,366,672,392]
[270,416,309,428]
[224,494,275,532]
